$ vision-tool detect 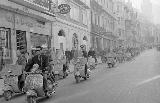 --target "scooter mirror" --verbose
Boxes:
[8,70,12,73]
